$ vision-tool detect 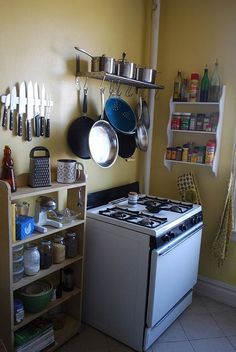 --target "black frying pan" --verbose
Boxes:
[117,132,136,159]
[67,87,94,159]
